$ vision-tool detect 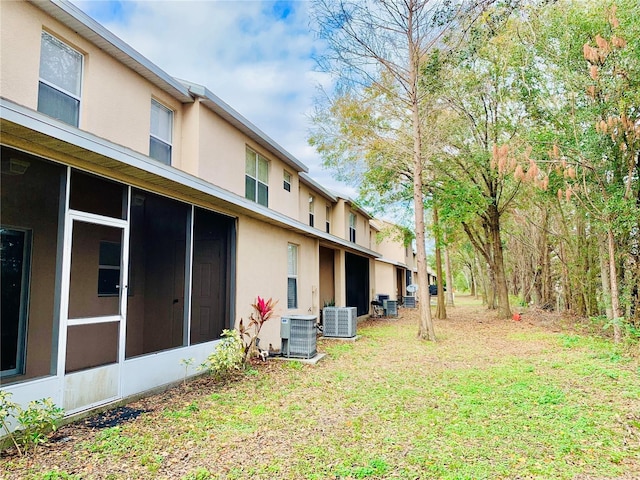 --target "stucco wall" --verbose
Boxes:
[269,160,299,220]
[373,229,408,265]
[0,2,41,116]
[195,105,299,218]
[235,216,319,350]
[333,200,347,239]
[196,106,246,195]
[0,1,183,166]
[298,183,313,227]
[374,261,397,301]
